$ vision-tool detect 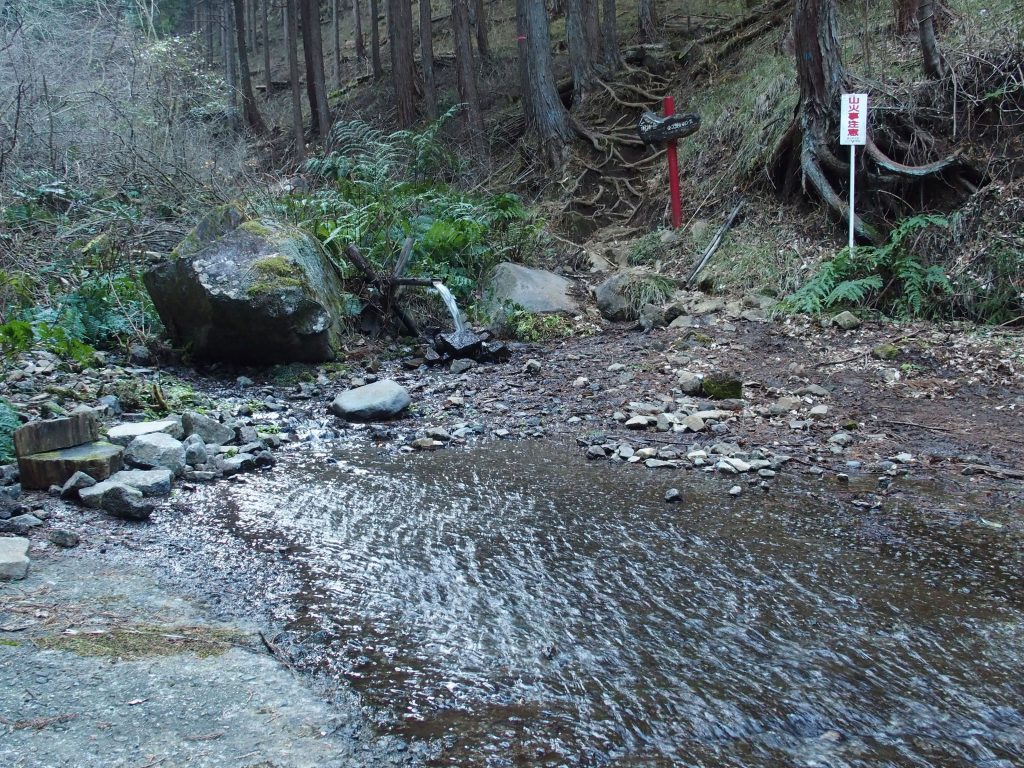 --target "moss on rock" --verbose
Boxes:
[702,375,743,400]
